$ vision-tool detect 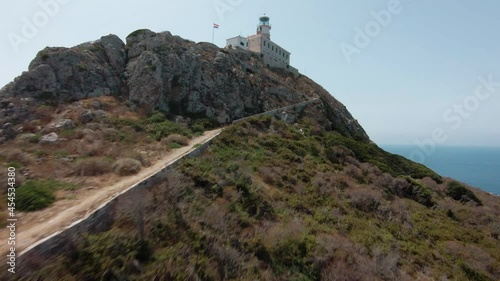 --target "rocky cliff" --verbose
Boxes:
[0,29,368,141]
